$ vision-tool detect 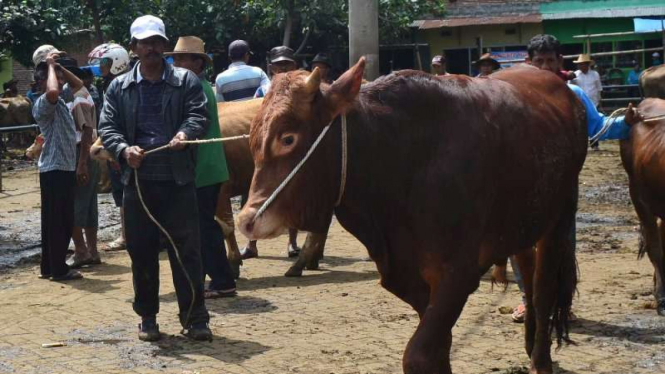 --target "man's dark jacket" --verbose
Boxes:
[98,61,208,185]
